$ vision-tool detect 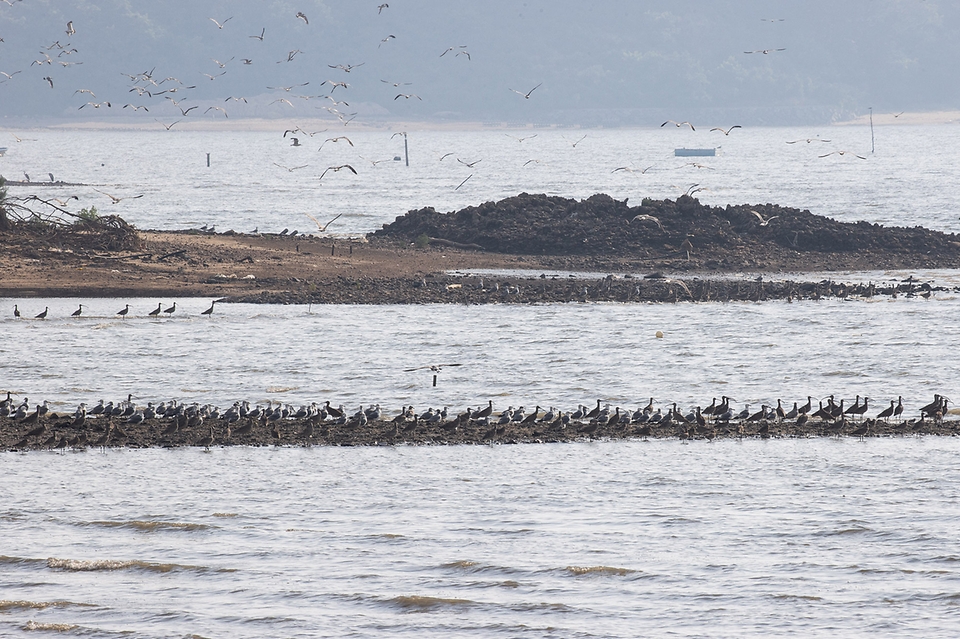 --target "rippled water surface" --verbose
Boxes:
[3,439,960,638]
